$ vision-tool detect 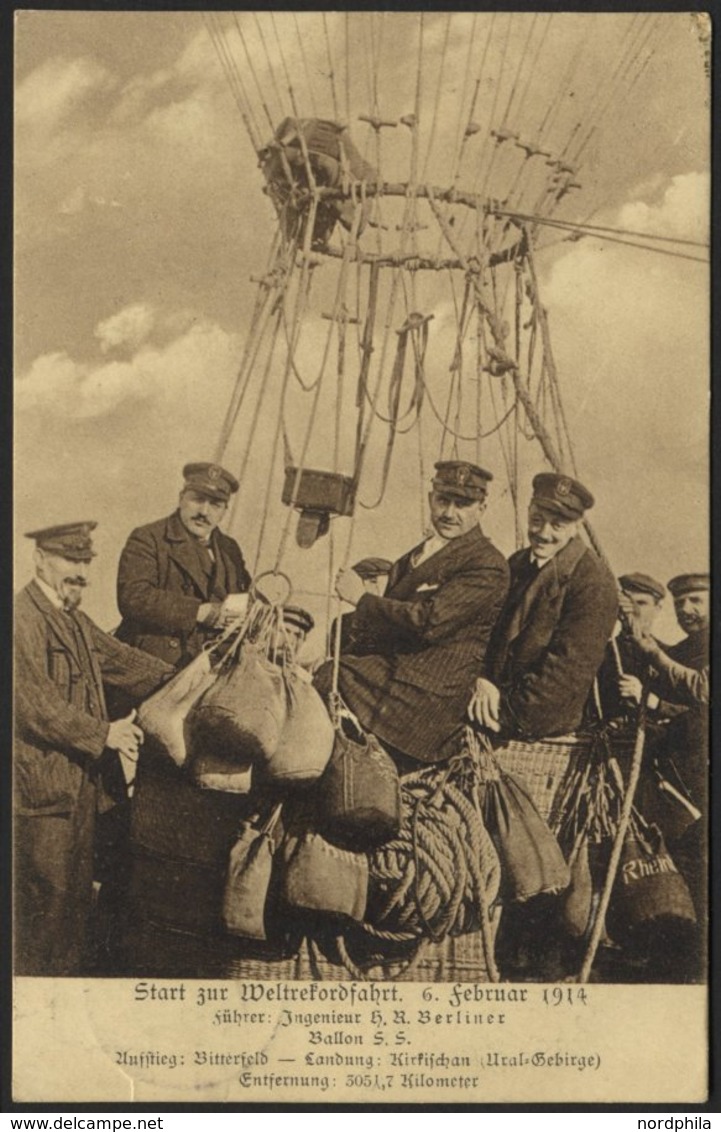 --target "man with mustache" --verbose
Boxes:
[315,461,509,767]
[14,522,172,975]
[623,573,709,966]
[114,464,252,973]
[115,462,251,665]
